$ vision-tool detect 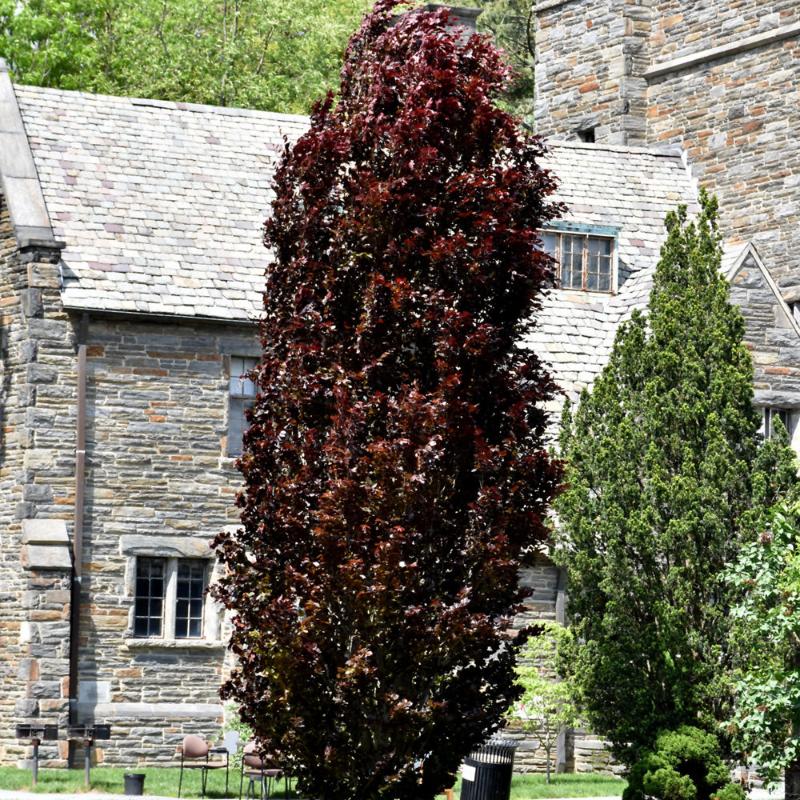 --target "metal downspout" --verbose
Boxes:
[69,312,88,728]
